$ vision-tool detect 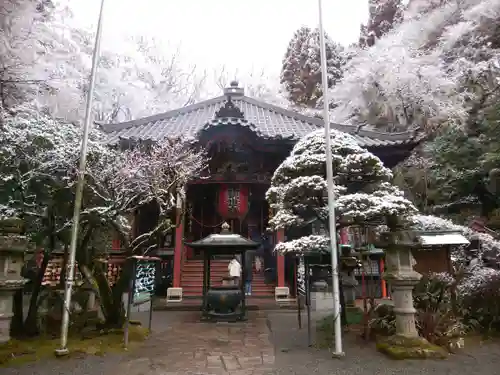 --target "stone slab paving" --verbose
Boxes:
[5,310,500,375]
[115,310,275,375]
